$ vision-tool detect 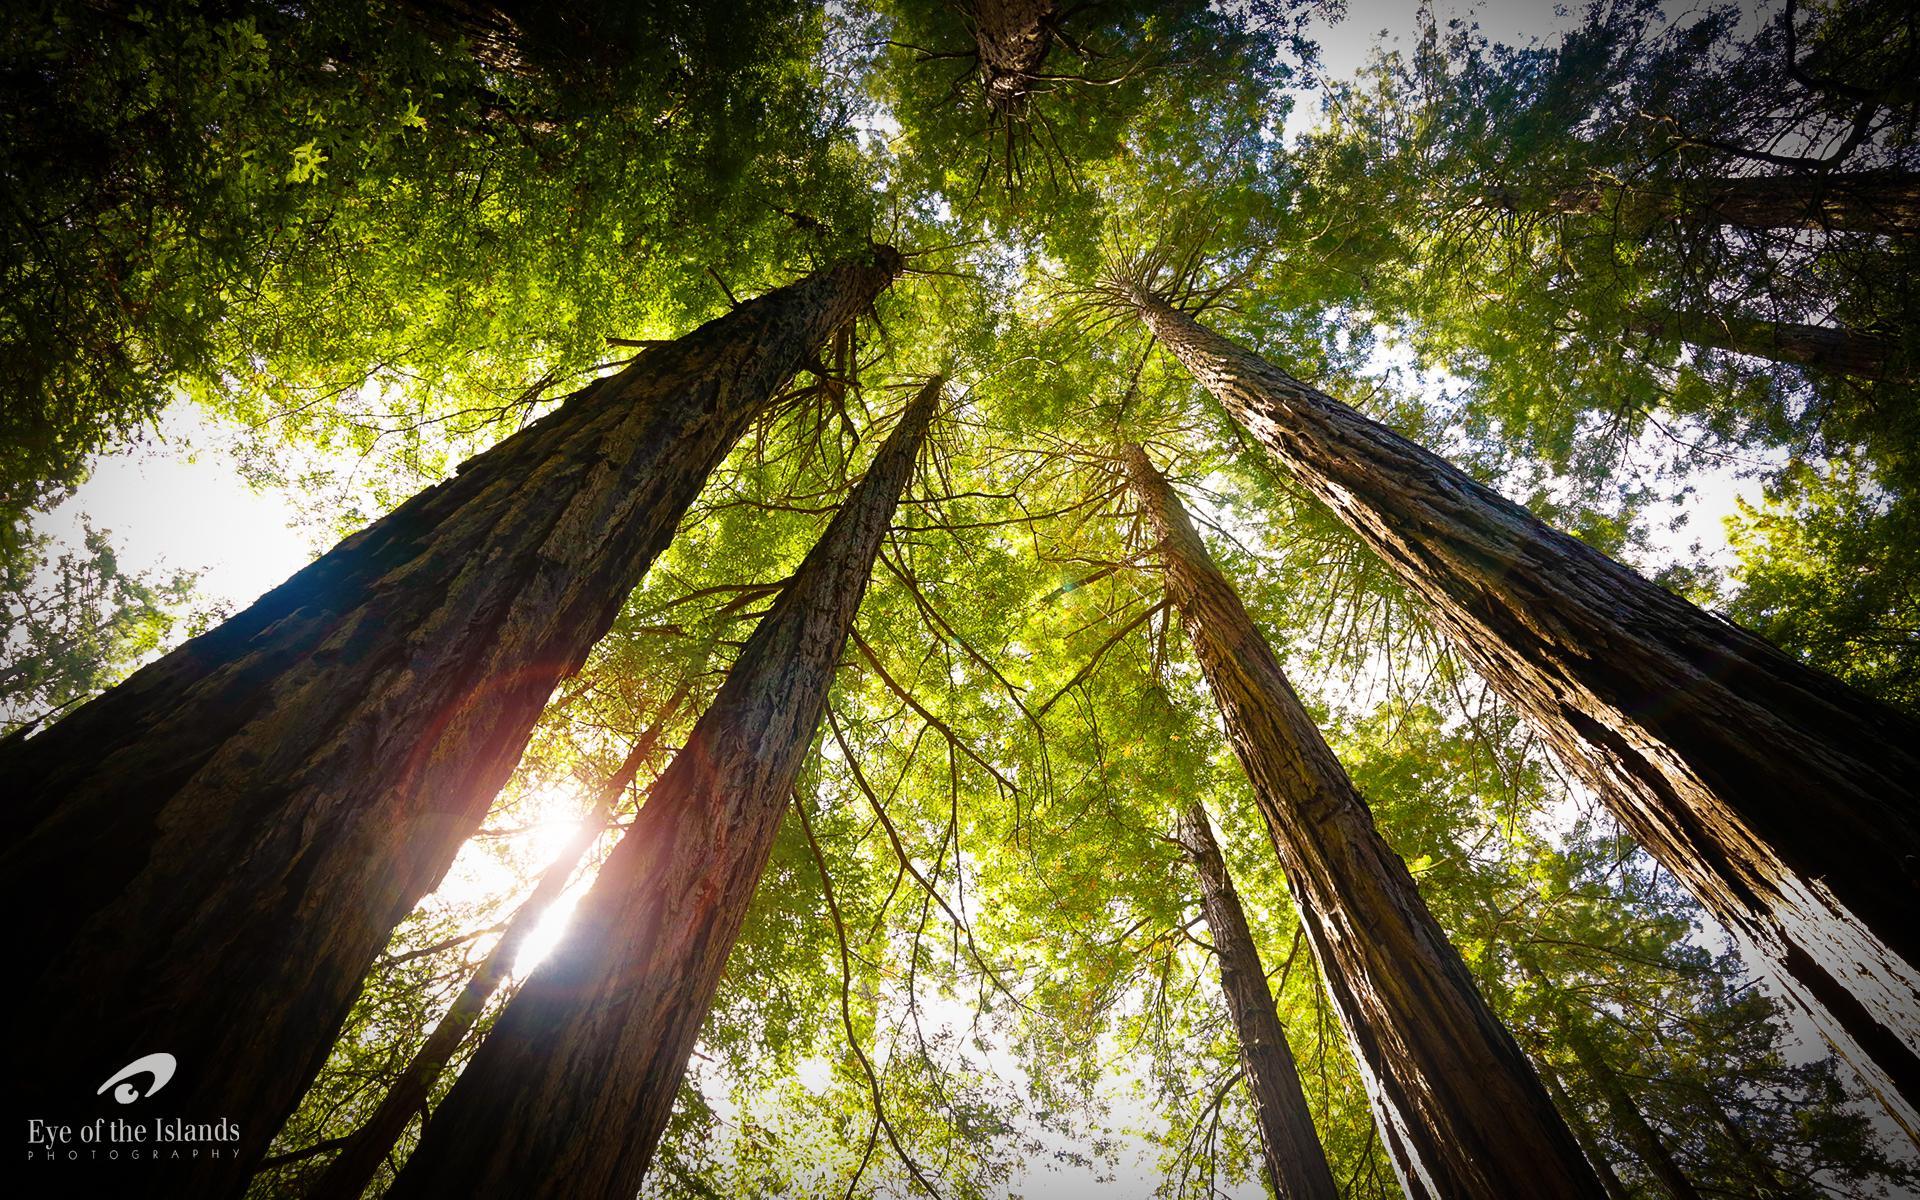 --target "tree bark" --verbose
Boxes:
[0,248,900,1197]
[1126,292,1920,1143]
[383,376,943,1200]
[1126,445,1605,1200]
[1677,171,1920,237]
[970,0,1057,116]
[304,681,690,1200]
[1174,801,1340,1200]
[1517,171,1920,237]
[1629,309,1908,381]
